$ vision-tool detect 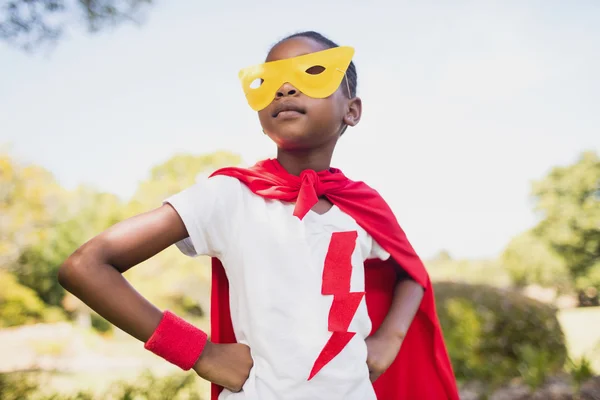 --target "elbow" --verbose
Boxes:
[58,244,102,292]
[396,277,425,298]
[58,249,85,292]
